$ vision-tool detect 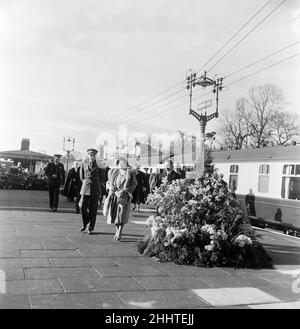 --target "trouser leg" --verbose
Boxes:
[49,185,55,208]
[88,196,98,231]
[75,192,81,212]
[81,196,90,228]
[53,186,60,209]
